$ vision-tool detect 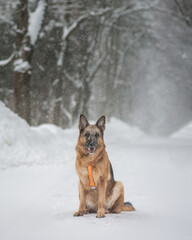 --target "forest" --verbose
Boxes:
[0,0,192,135]
[1,1,192,238]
